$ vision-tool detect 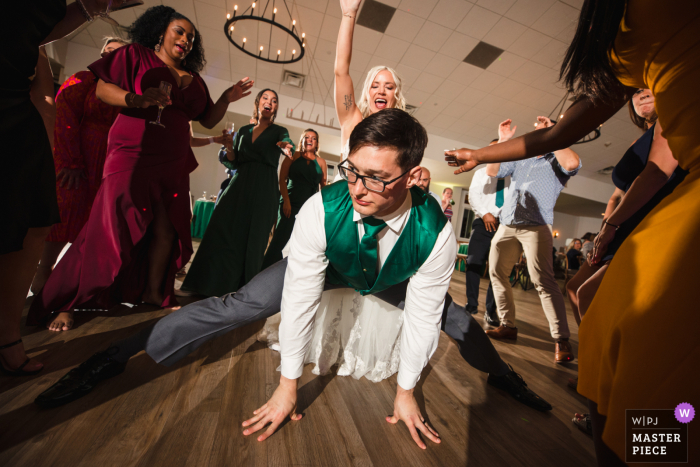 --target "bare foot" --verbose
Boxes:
[30,265,53,294]
[48,312,74,332]
[0,341,44,373]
